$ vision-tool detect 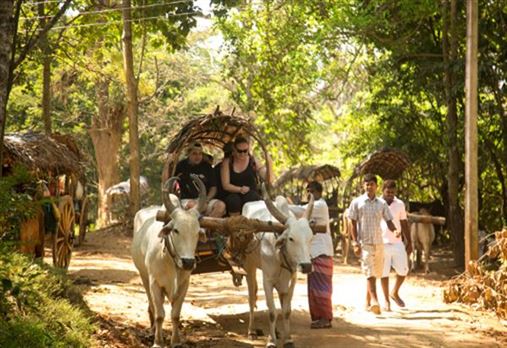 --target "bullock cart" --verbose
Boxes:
[3,132,89,268]
[160,109,327,276]
[274,164,342,251]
